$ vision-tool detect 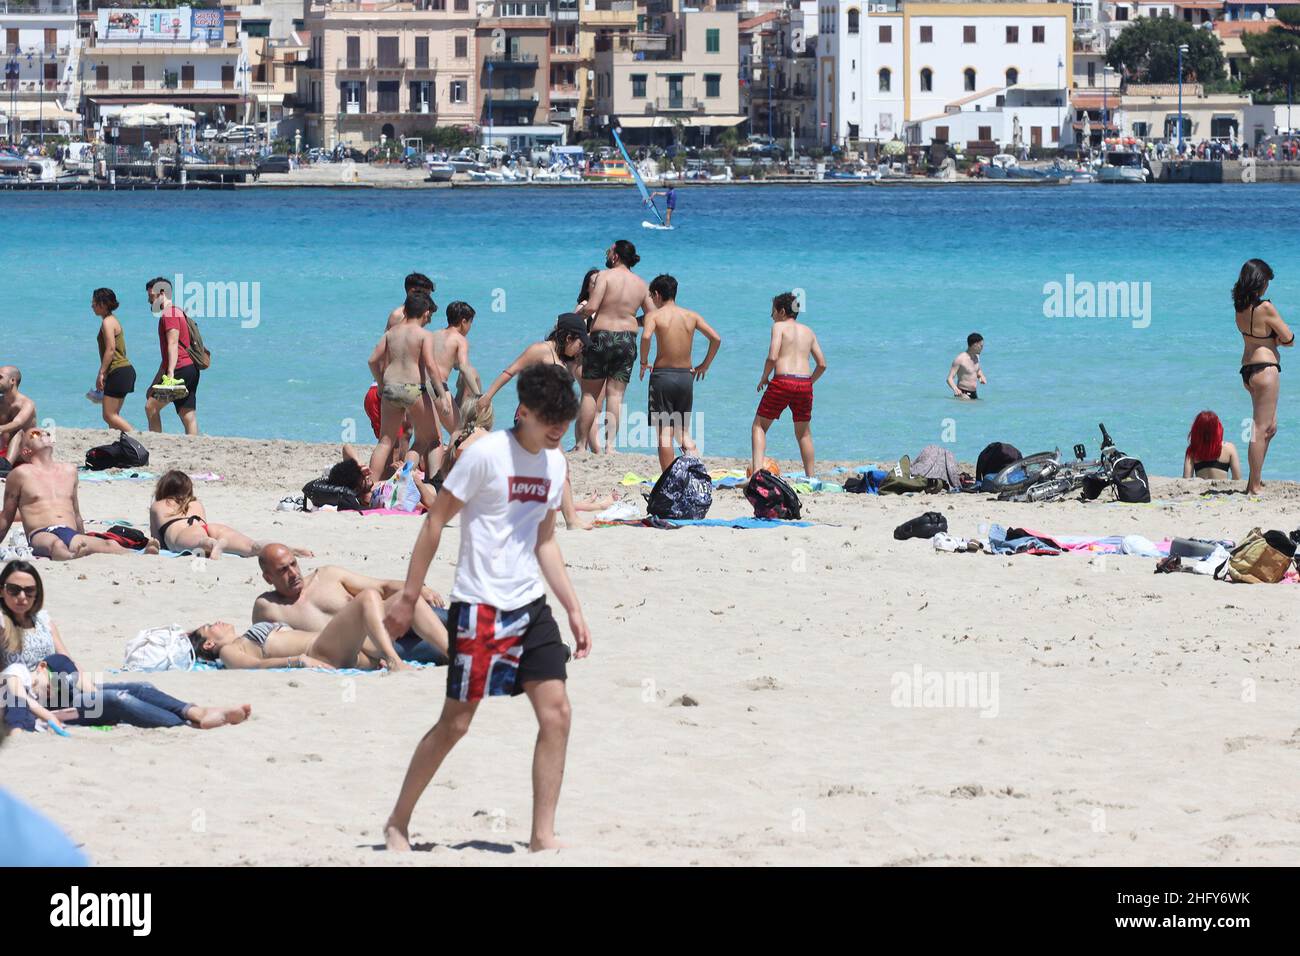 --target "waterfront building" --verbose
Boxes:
[475,0,566,149]
[742,3,819,148]
[817,1,1072,151]
[591,0,747,146]
[576,0,636,135]
[301,0,477,150]
[80,5,251,135]
[1,0,81,139]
